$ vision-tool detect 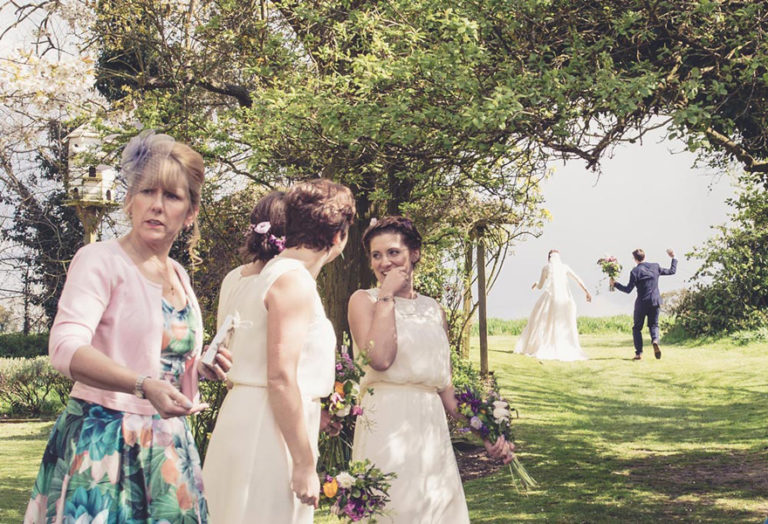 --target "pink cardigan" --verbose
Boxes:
[49,239,203,415]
